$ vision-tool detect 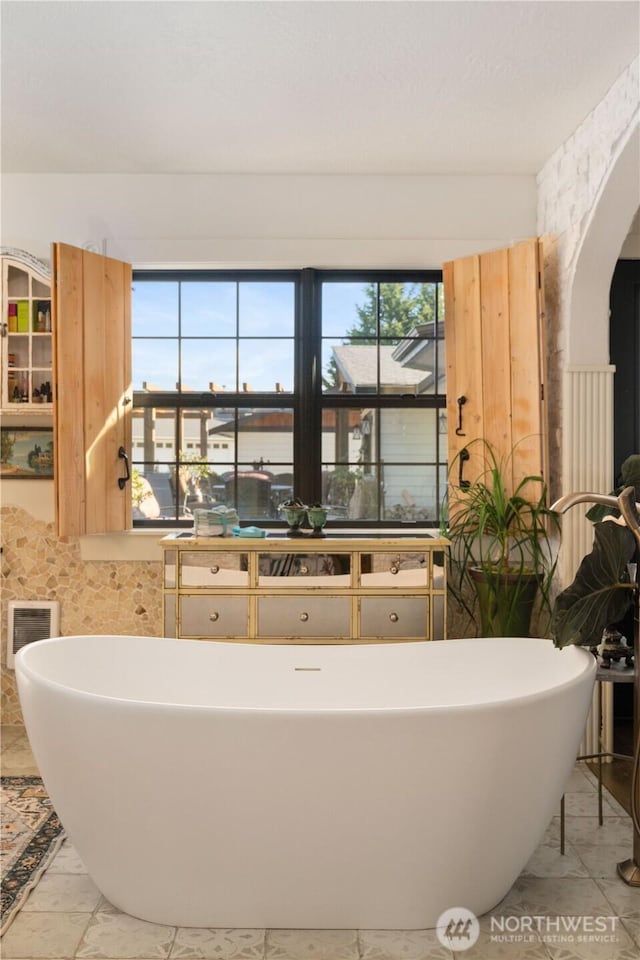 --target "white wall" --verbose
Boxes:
[1,173,536,269]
